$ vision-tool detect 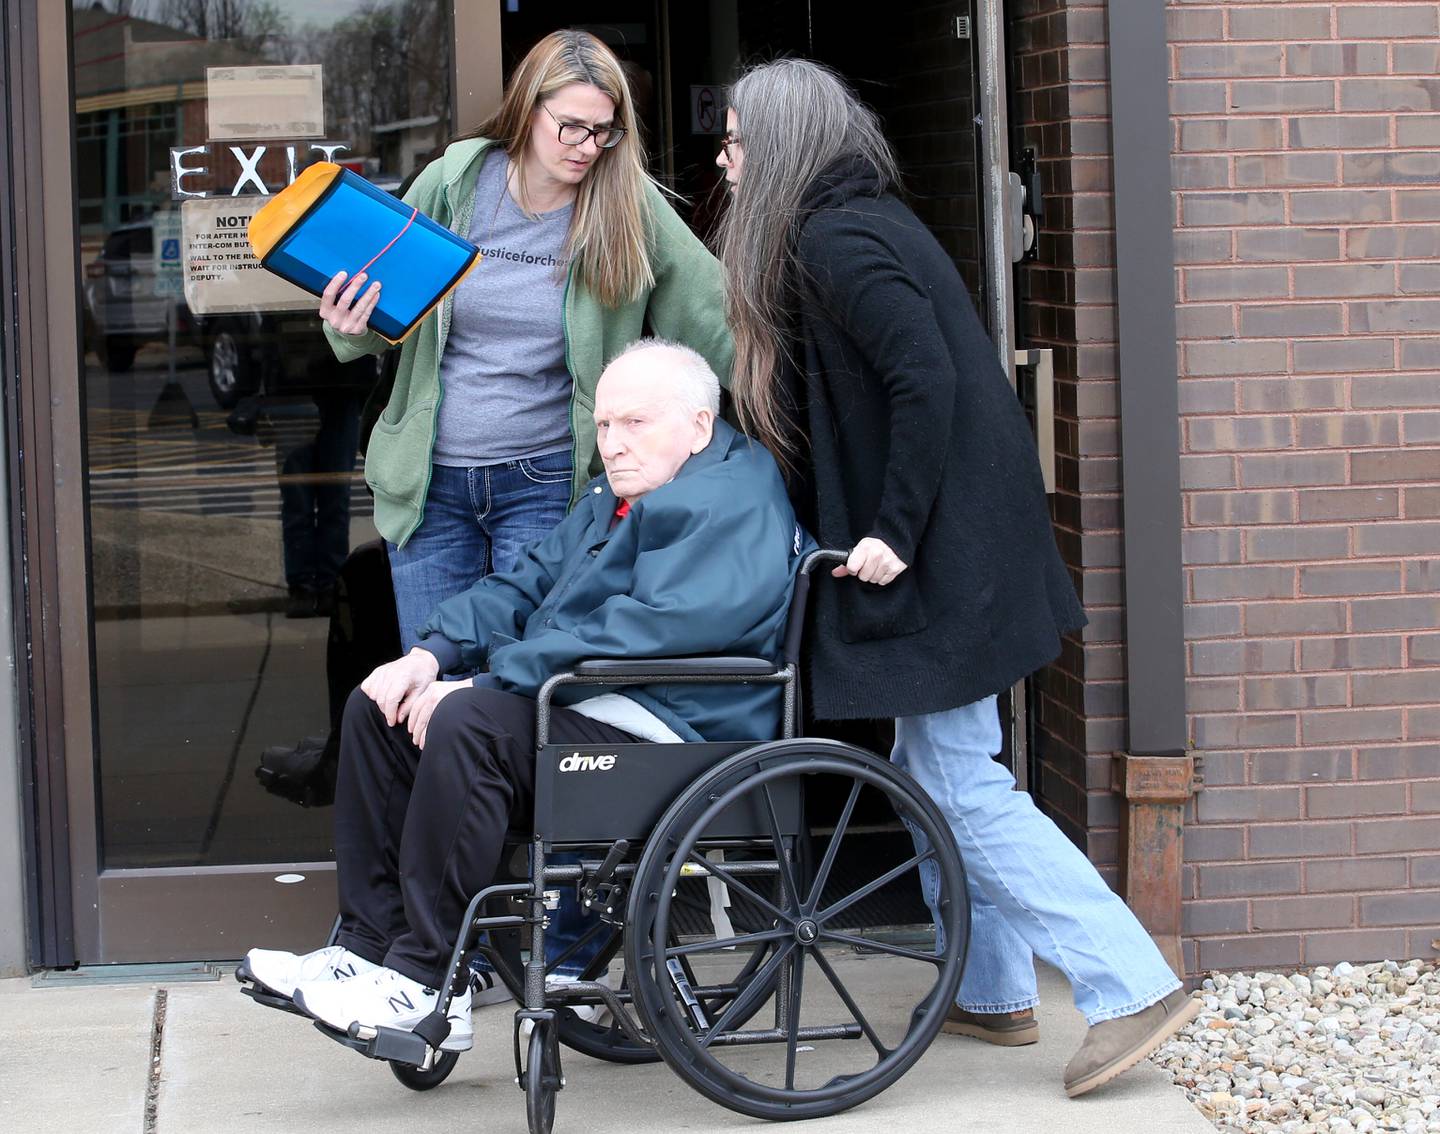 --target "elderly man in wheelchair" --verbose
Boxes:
[238,338,970,1129]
